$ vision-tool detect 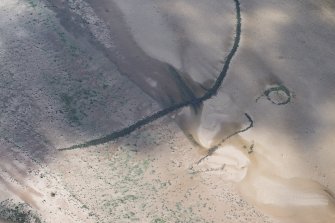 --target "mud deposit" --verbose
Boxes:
[1,0,335,222]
